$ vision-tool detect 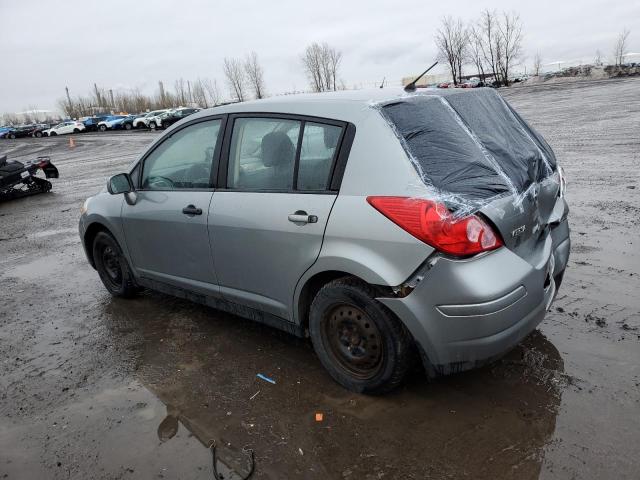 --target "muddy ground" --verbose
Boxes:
[1,78,639,479]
